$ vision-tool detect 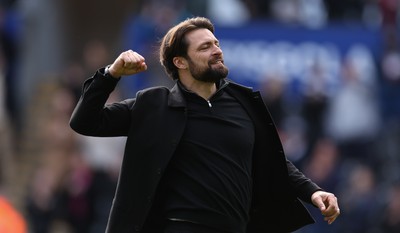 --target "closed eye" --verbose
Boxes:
[198,40,220,51]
